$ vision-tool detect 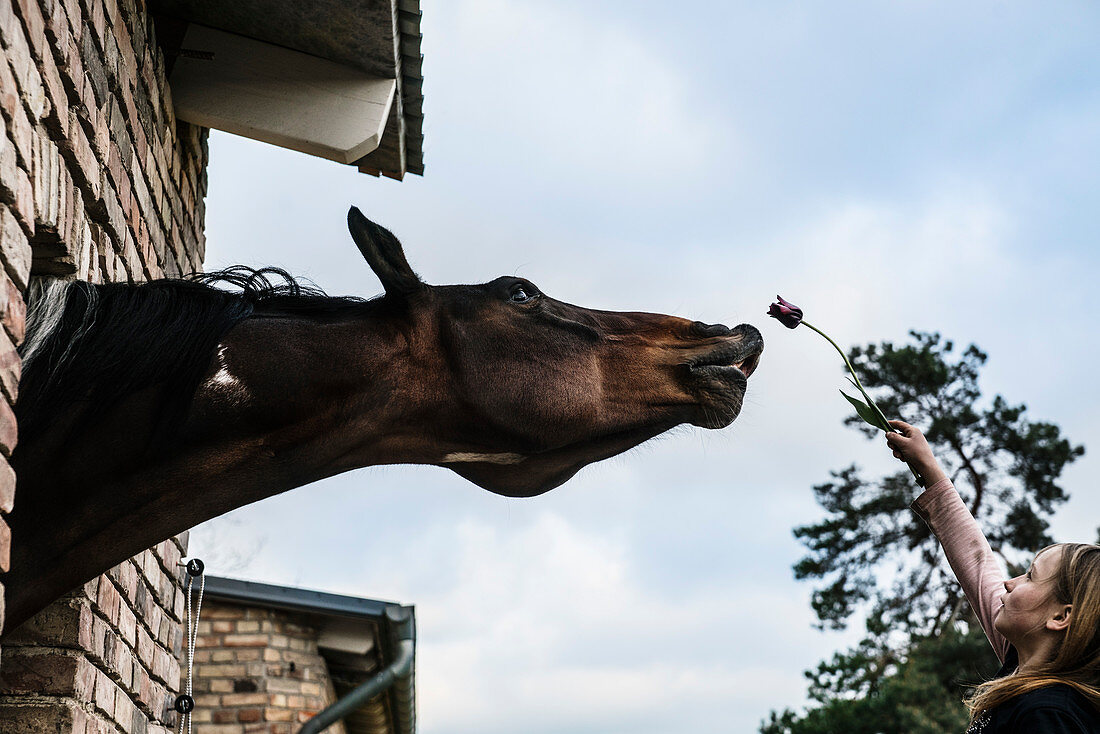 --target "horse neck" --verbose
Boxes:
[4,310,432,633]
[202,311,437,474]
